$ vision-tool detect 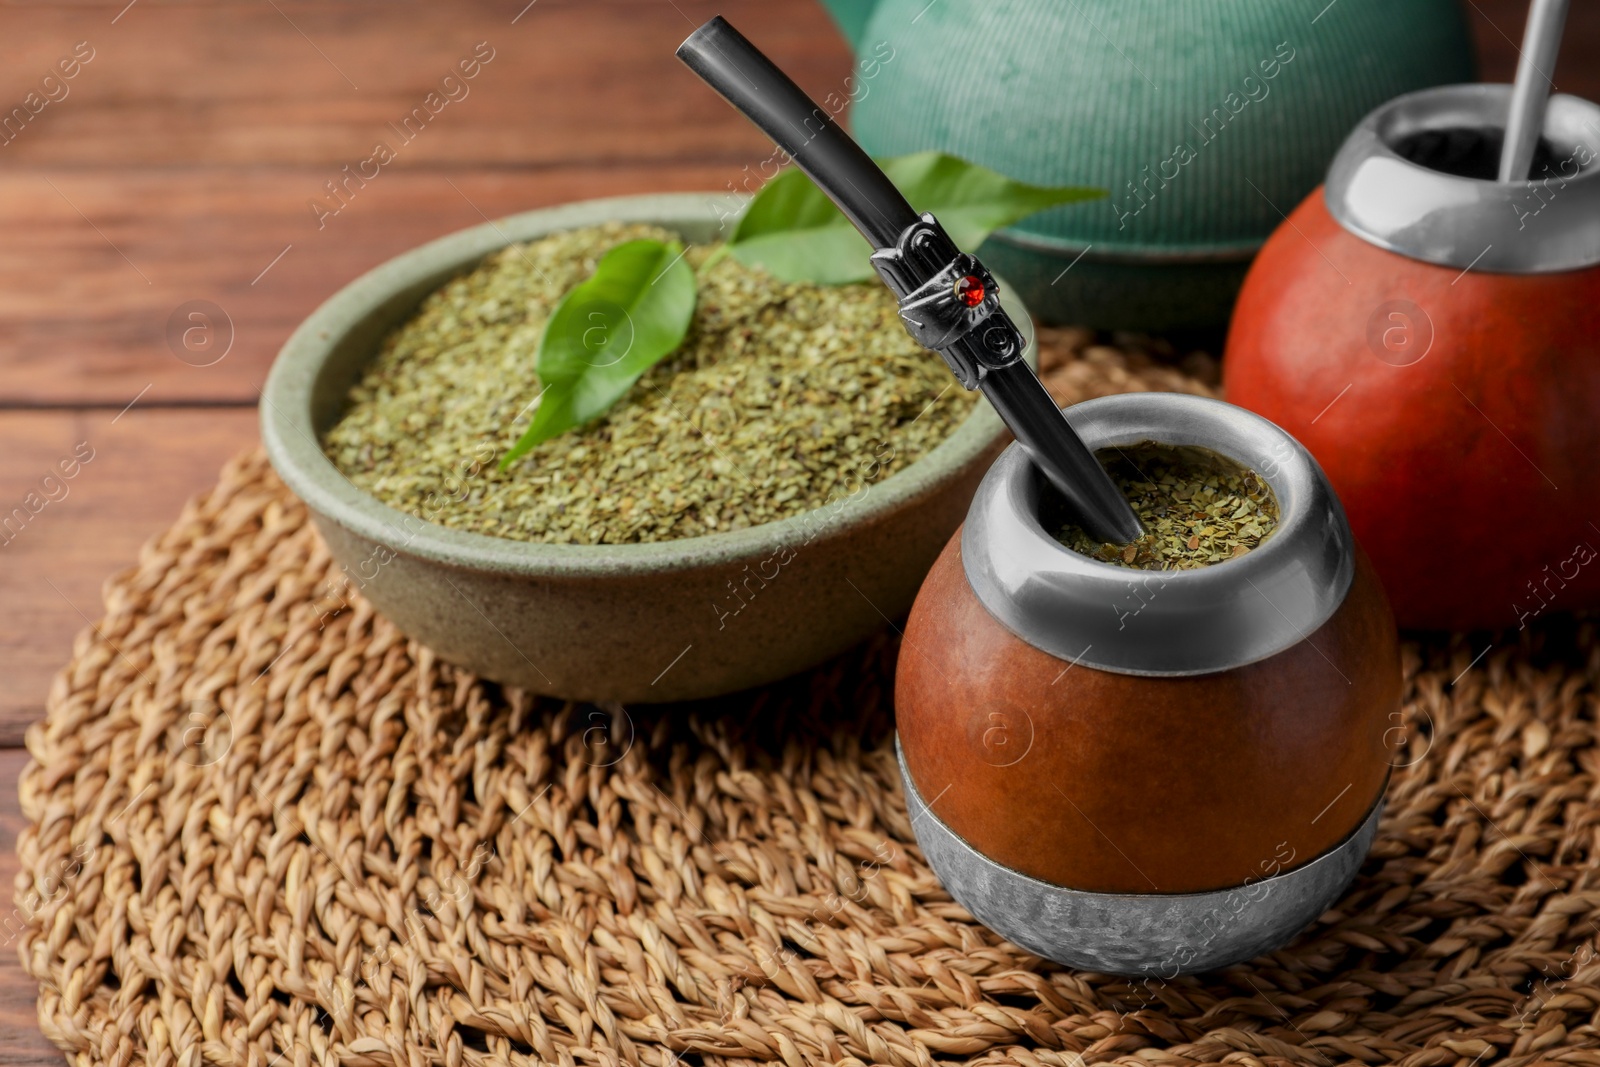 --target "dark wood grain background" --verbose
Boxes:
[0,1,1593,1059]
